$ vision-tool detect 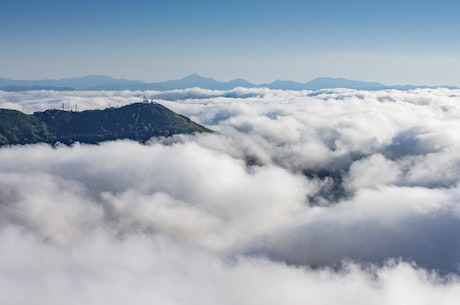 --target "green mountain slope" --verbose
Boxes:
[0,102,211,146]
